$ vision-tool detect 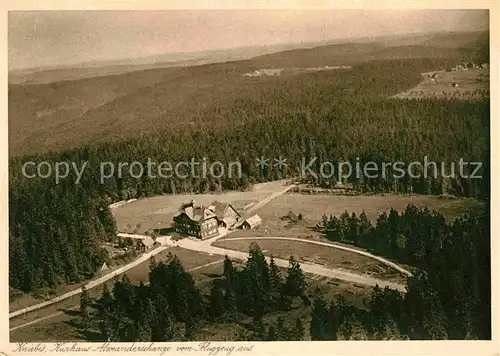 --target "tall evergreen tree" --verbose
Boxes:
[292,318,305,341]
[79,285,92,331]
[310,295,334,340]
[283,255,307,298]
